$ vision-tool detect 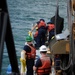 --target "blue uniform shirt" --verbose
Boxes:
[23,45,31,52]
